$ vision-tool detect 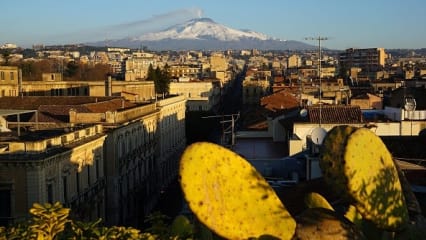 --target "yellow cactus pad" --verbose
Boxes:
[343,128,408,230]
[344,205,363,227]
[320,125,358,195]
[304,192,334,211]
[179,142,296,239]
